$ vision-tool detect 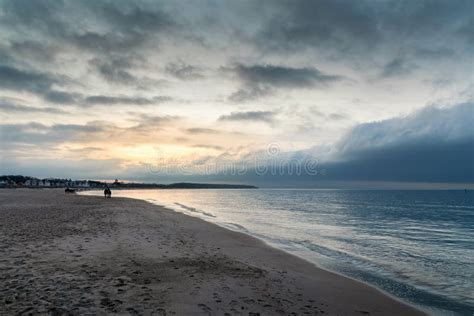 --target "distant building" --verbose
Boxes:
[77,180,90,188]
[28,179,37,187]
